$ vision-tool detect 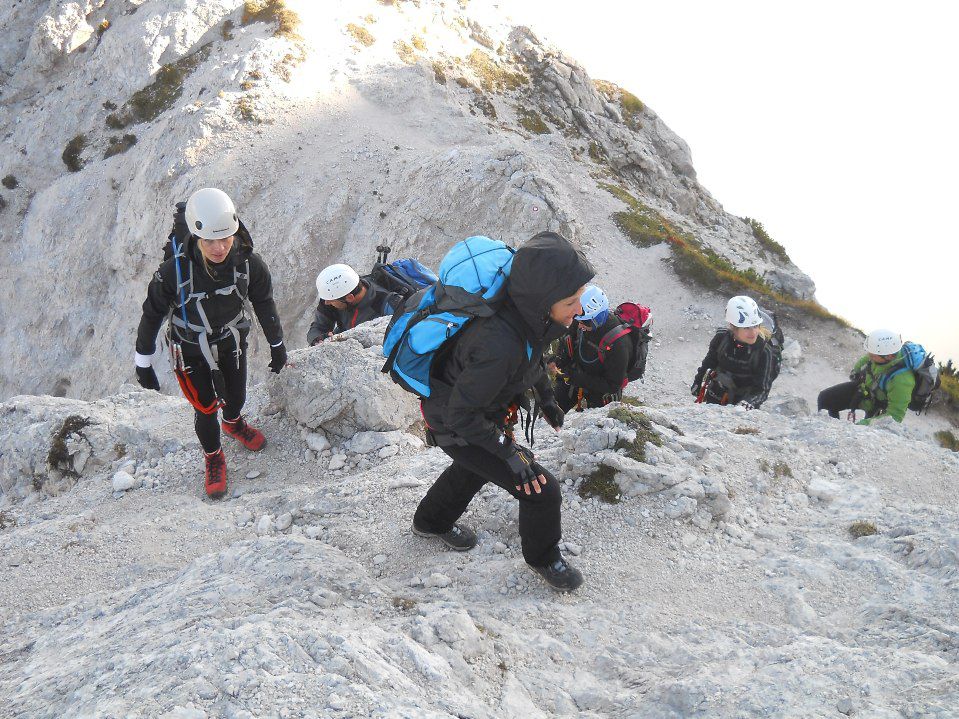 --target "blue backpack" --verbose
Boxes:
[367,246,438,301]
[382,236,516,398]
[877,341,941,414]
